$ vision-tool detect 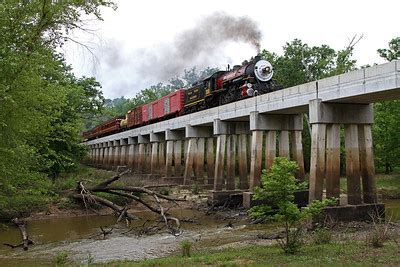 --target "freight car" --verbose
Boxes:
[84,55,282,140]
[83,116,124,140]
